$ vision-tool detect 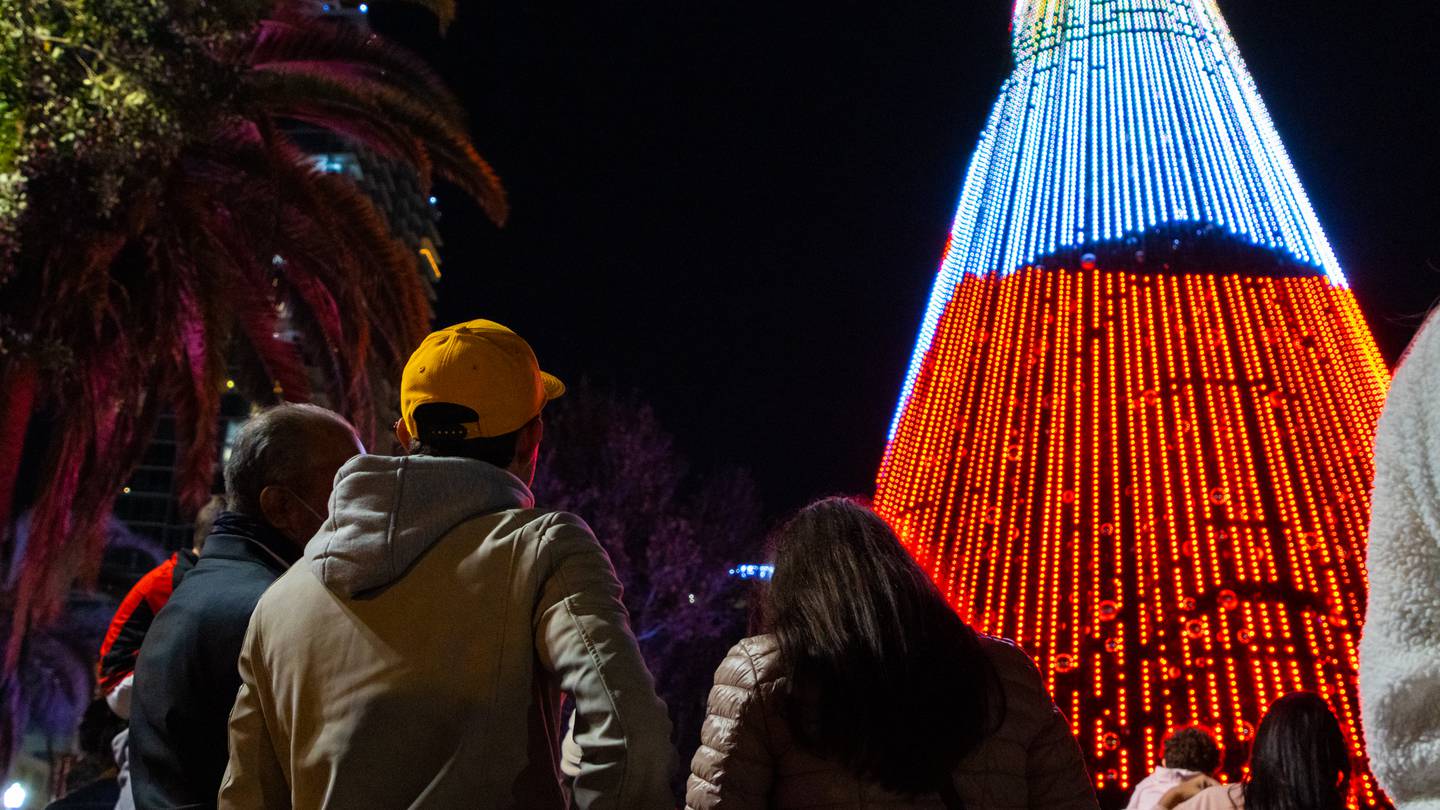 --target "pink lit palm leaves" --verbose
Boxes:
[0,0,505,698]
